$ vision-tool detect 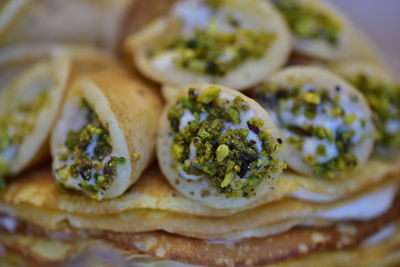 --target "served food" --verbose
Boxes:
[158,83,285,208]
[0,0,130,49]
[271,0,380,62]
[0,50,71,186]
[331,61,400,151]
[254,66,375,177]
[51,70,162,199]
[1,0,400,266]
[125,0,291,90]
